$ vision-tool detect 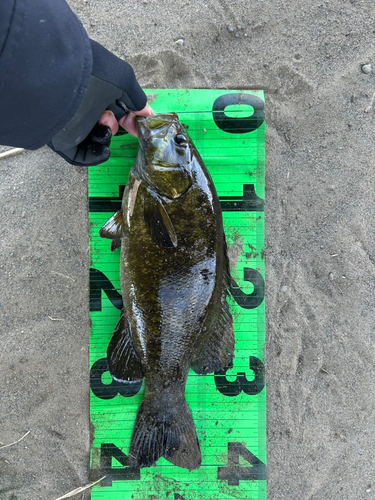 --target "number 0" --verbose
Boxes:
[212,93,264,134]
